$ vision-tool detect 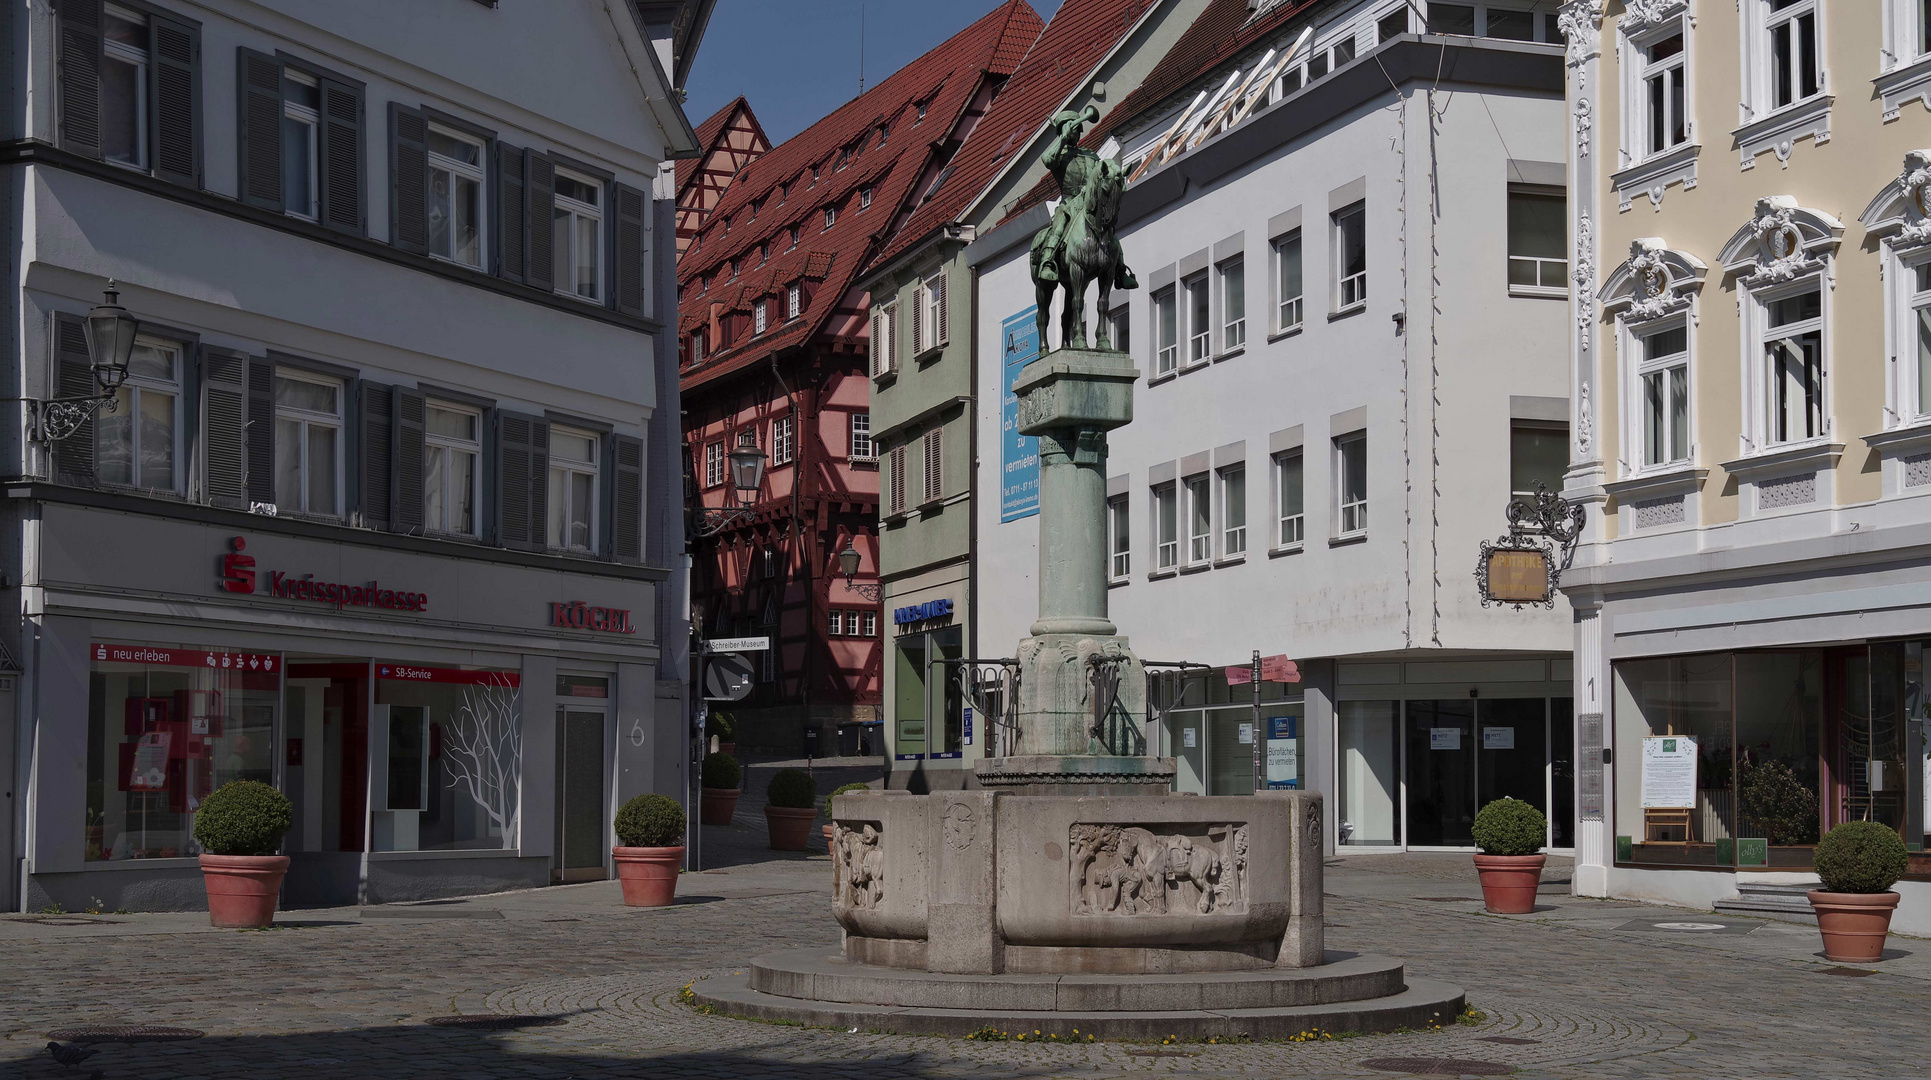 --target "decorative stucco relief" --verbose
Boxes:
[834,822,885,910]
